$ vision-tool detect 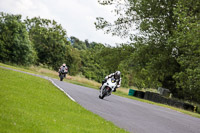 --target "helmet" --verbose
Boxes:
[62,63,66,67]
[114,71,121,79]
